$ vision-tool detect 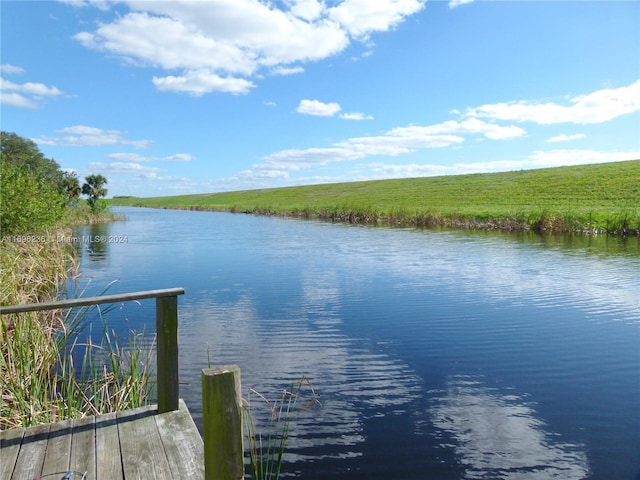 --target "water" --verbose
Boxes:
[71,207,640,480]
